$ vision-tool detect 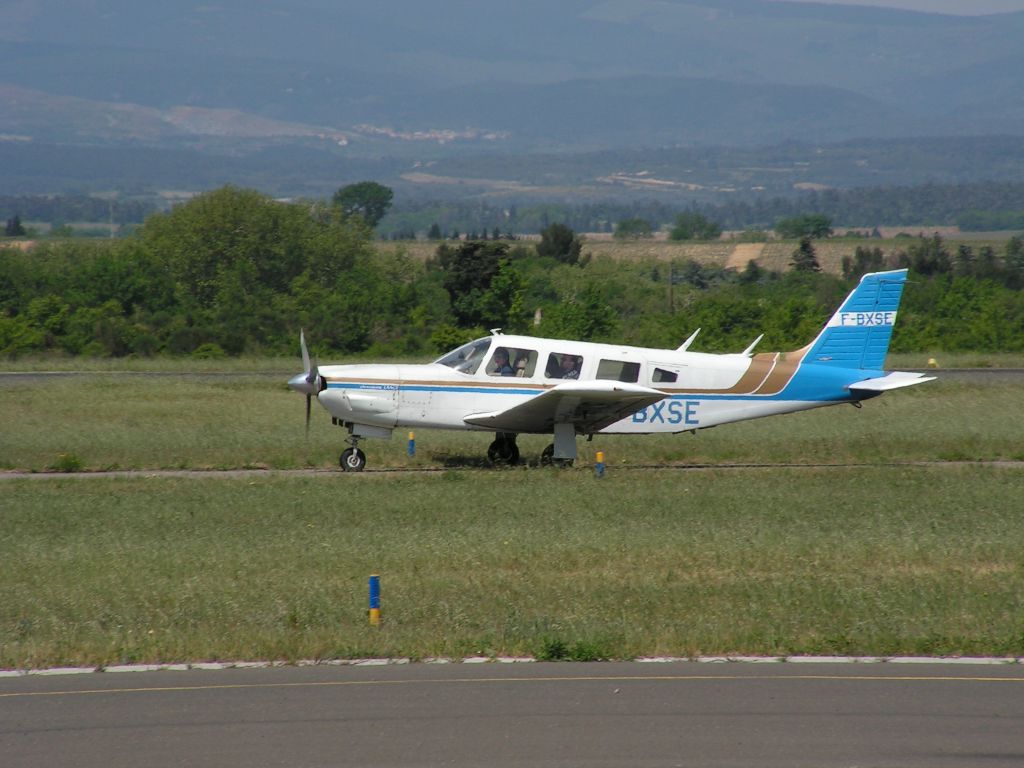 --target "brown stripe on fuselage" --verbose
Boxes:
[323,377,550,390]
[657,352,778,396]
[753,344,811,395]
